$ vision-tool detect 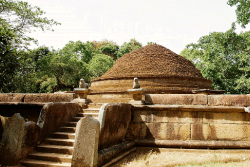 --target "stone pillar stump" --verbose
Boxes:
[127,88,145,105]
